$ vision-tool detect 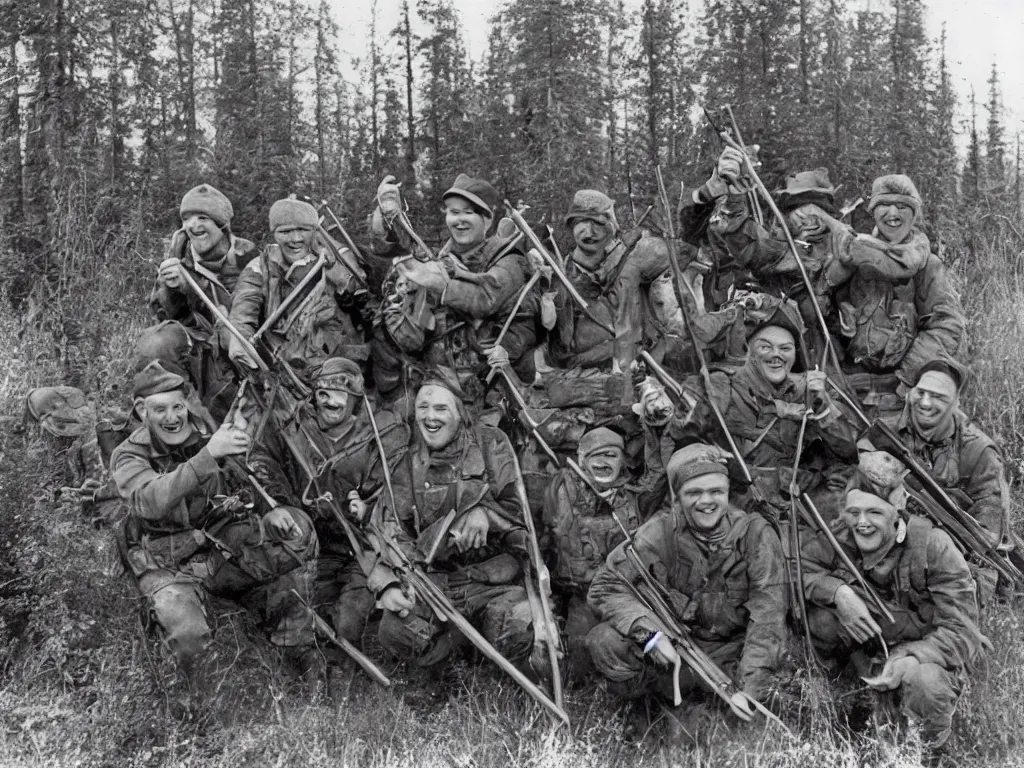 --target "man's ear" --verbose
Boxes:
[133,397,146,422]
